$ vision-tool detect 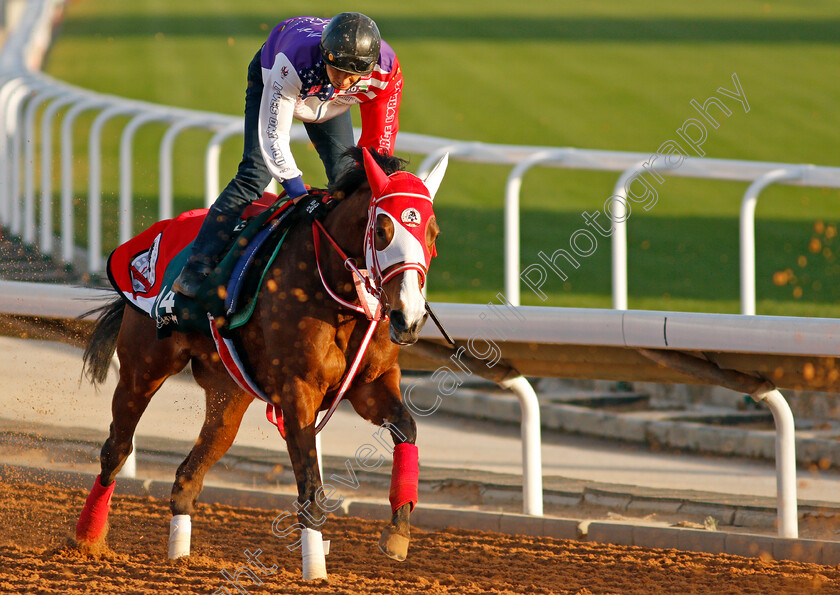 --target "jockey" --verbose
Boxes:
[173,12,403,297]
